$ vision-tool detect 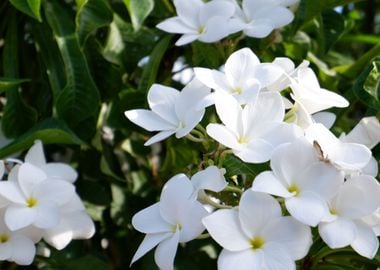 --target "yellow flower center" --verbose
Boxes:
[238,135,248,144]
[26,197,38,208]
[329,208,338,215]
[171,223,182,233]
[230,87,243,95]
[0,233,9,243]
[288,184,300,196]
[197,26,205,34]
[250,236,265,250]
